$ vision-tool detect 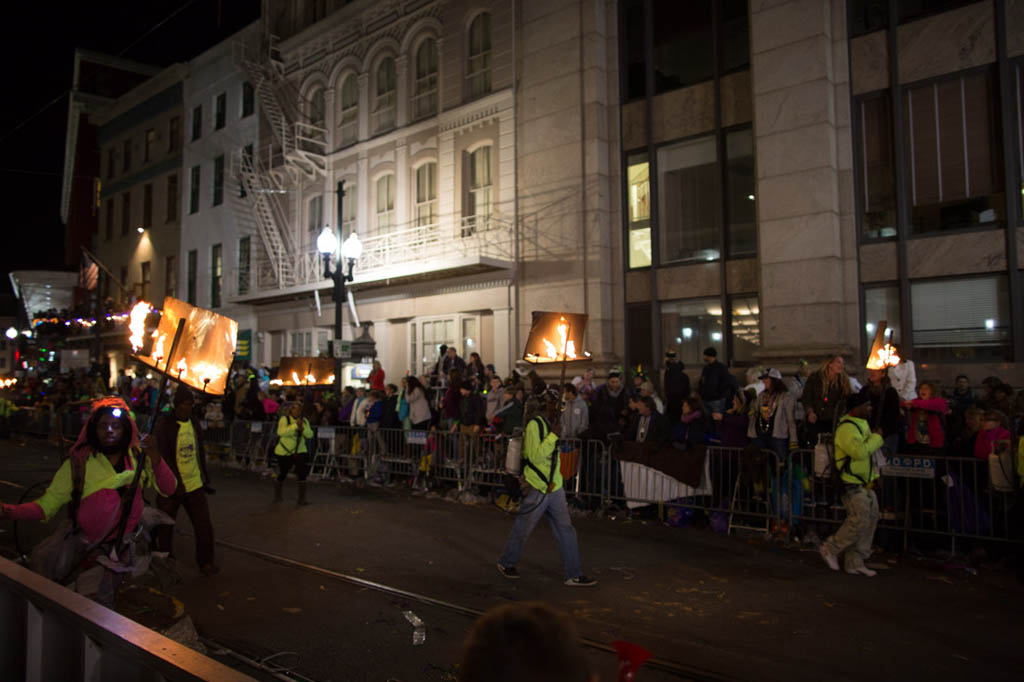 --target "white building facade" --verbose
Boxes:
[218,0,622,380]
